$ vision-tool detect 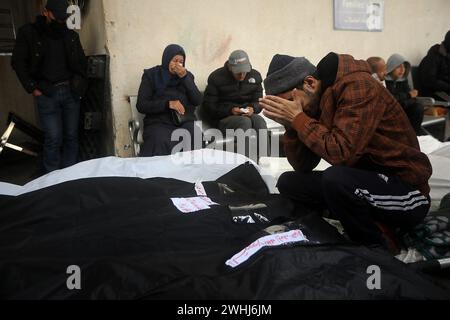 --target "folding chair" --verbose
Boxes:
[0,113,43,157]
